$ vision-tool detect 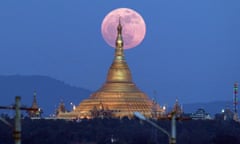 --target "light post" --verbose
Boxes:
[70,102,76,111]
[134,112,176,144]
